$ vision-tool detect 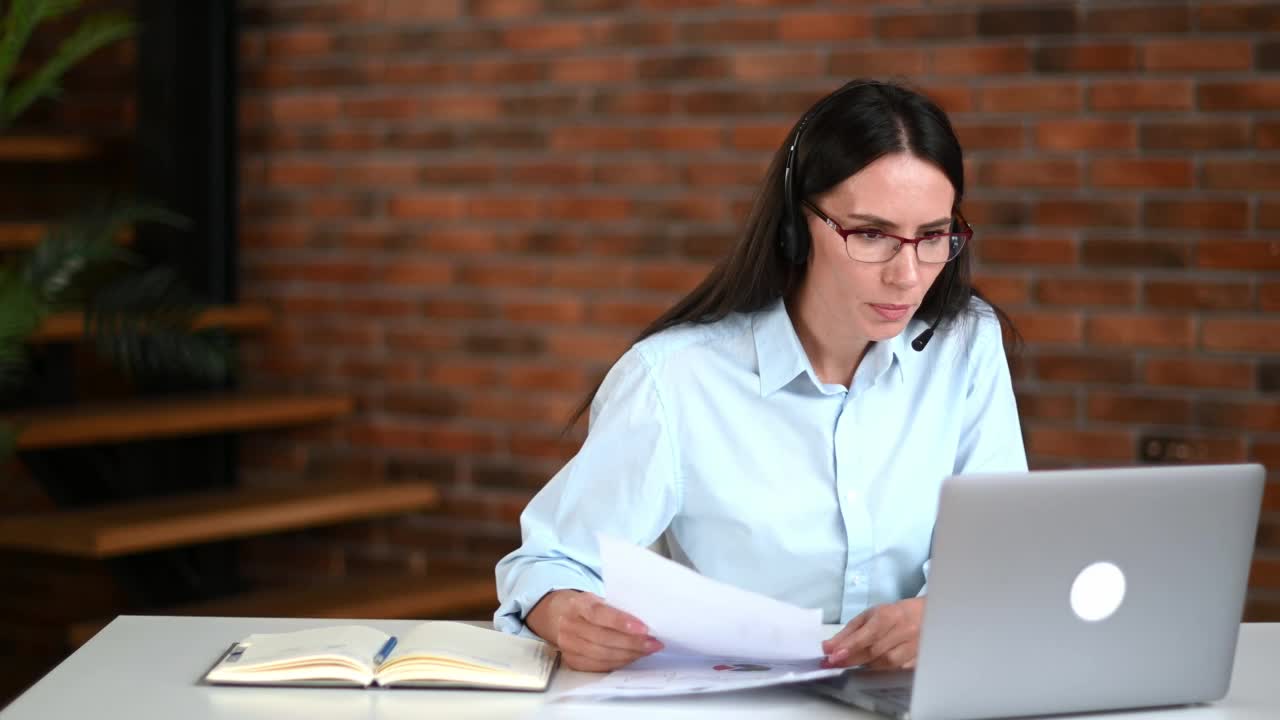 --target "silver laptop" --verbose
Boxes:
[806,463,1264,720]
